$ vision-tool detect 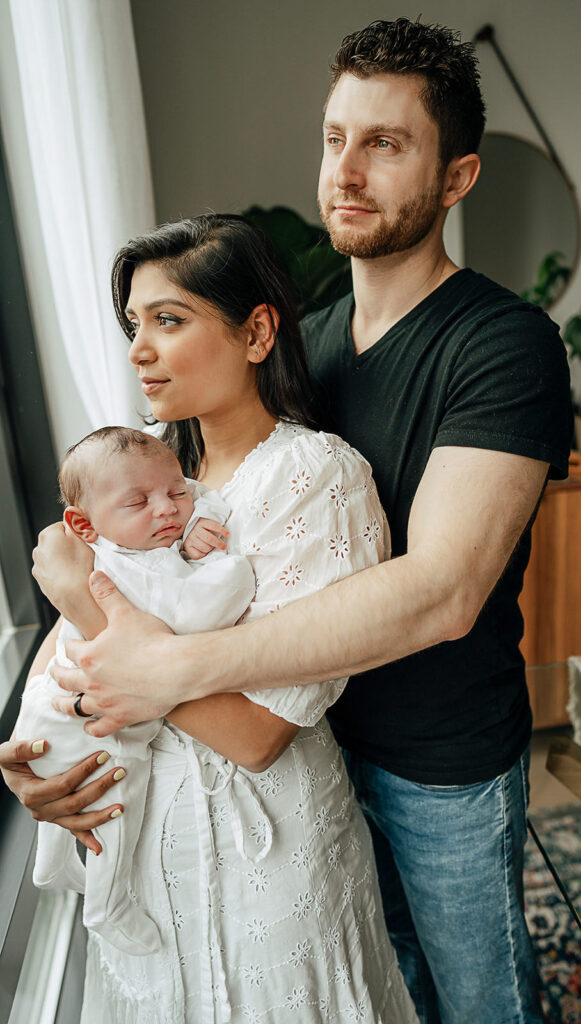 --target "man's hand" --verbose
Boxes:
[183,518,229,560]
[32,521,106,638]
[50,571,179,736]
[0,739,125,854]
[32,522,94,615]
